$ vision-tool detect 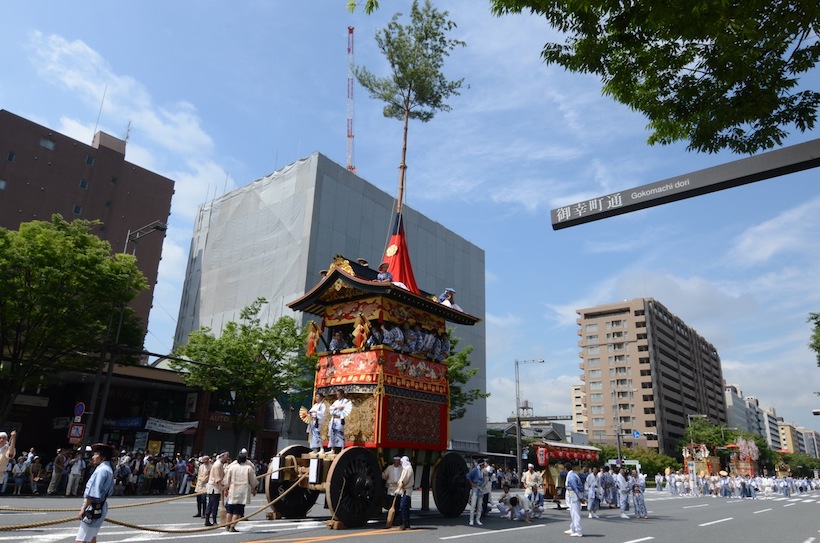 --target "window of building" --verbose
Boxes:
[111,176,118,184]
[39,137,56,150]
[6,151,14,162]
[591,431,607,441]
[586,334,599,344]
[85,155,95,165]
[591,405,604,414]
[587,357,600,367]
[589,393,603,402]
[72,204,82,215]
[587,346,600,355]
[589,381,602,391]
[589,369,601,378]
[591,417,605,427]
[585,323,598,332]
[0,179,6,190]
[79,179,89,190]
